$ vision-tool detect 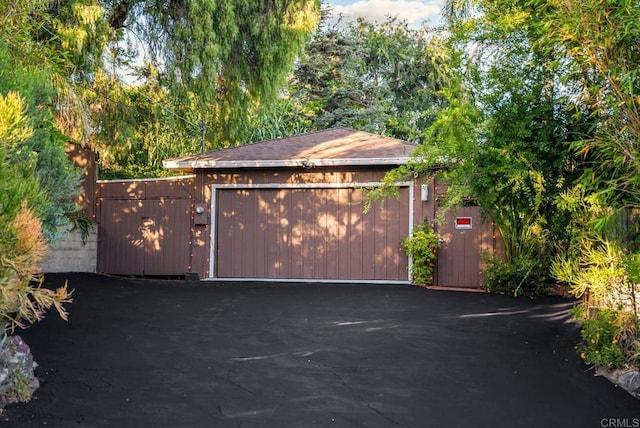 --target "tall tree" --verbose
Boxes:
[531,0,640,365]
[97,0,321,147]
[288,15,449,143]
[88,66,205,178]
[11,0,320,177]
[372,0,594,295]
[533,0,640,208]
